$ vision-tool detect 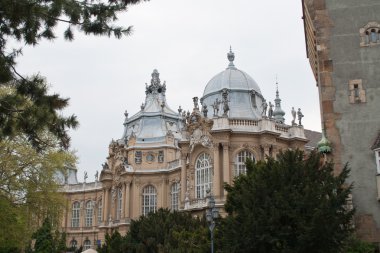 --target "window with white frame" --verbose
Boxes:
[171,182,179,211]
[83,239,91,250]
[375,149,380,174]
[97,199,102,224]
[235,150,255,176]
[85,201,93,227]
[142,185,157,216]
[117,188,122,220]
[71,202,80,227]
[195,153,213,199]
